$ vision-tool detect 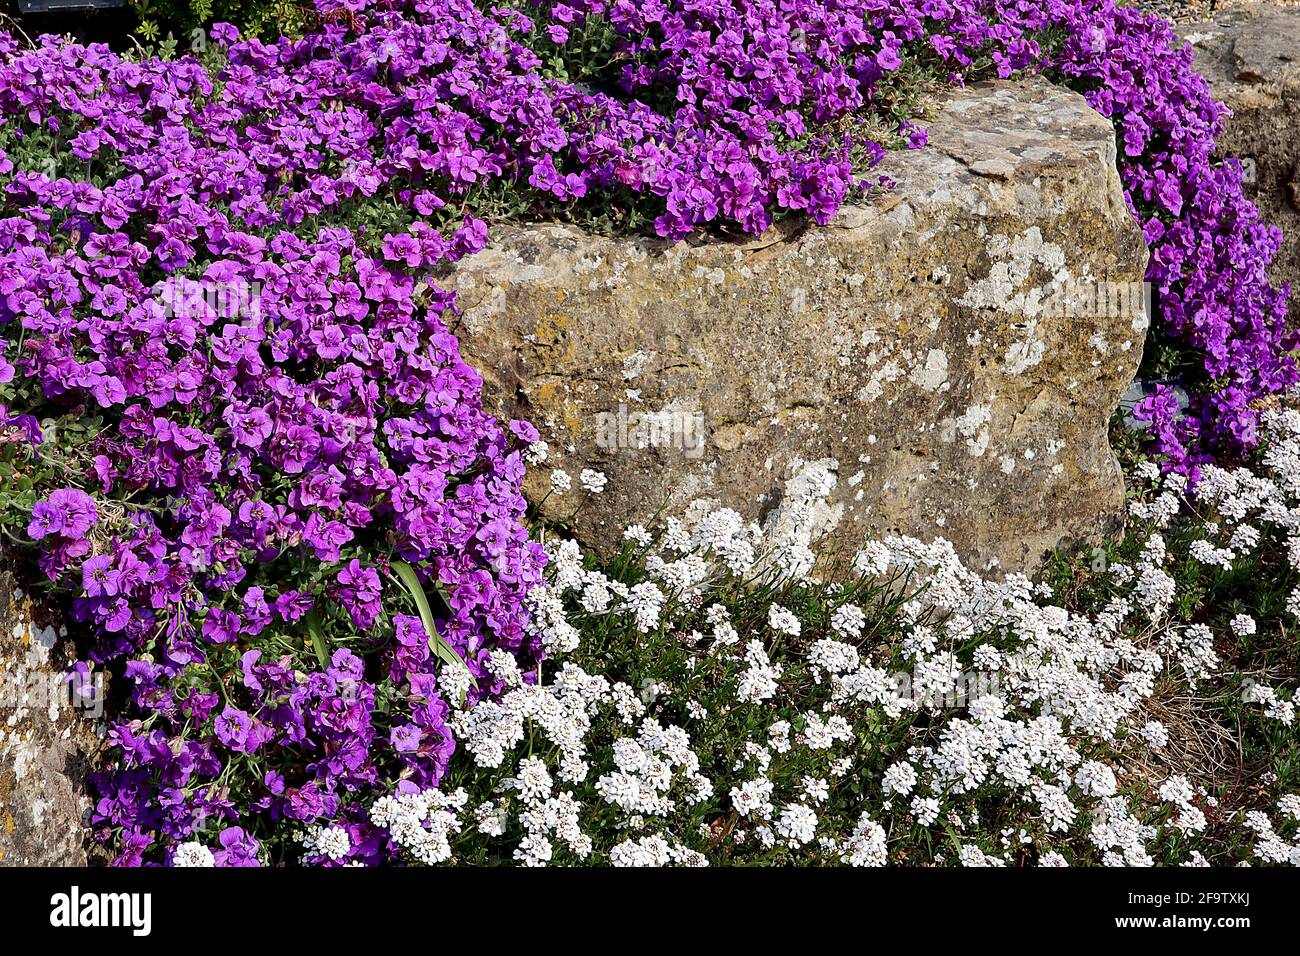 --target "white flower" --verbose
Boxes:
[1158,775,1195,808]
[485,648,524,687]
[830,603,866,638]
[767,604,801,637]
[514,832,553,867]
[730,777,775,818]
[302,824,351,862]
[625,581,666,633]
[853,542,891,577]
[1270,794,1300,824]
[768,720,792,754]
[550,469,572,494]
[474,801,508,837]
[608,835,704,867]
[623,524,652,547]
[513,756,554,804]
[736,640,782,704]
[808,638,859,680]
[580,468,608,494]
[775,804,818,847]
[1138,720,1169,749]
[800,712,852,749]
[172,841,215,867]
[911,796,941,827]
[802,777,830,804]
[1230,613,1257,637]
[841,814,887,866]
[1075,761,1118,798]
[958,845,1005,867]
[882,762,917,797]
[1034,783,1077,832]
